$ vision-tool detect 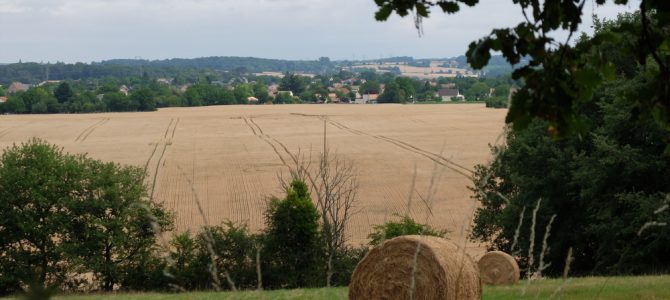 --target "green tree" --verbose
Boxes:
[262,179,322,289]
[469,23,670,275]
[359,80,380,94]
[378,81,407,103]
[279,73,308,94]
[104,92,136,112]
[54,82,74,104]
[273,92,295,104]
[19,87,56,113]
[234,84,254,104]
[0,139,173,295]
[2,96,26,113]
[252,82,270,103]
[465,82,489,100]
[131,87,156,111]
[68,160,172,291]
